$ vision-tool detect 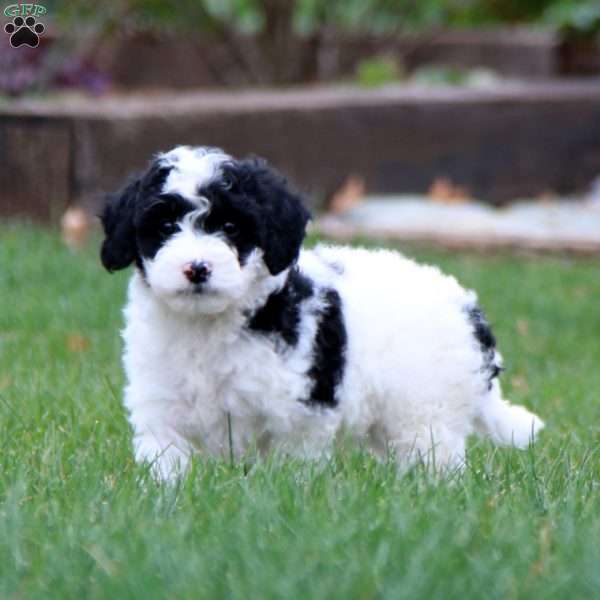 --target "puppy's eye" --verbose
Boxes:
[223,222,238,237]
[160,221,178,236]
[222,173,235,190]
